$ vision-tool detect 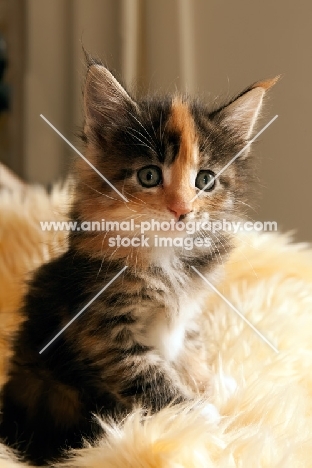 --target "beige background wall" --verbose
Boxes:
[3,0,312,241]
